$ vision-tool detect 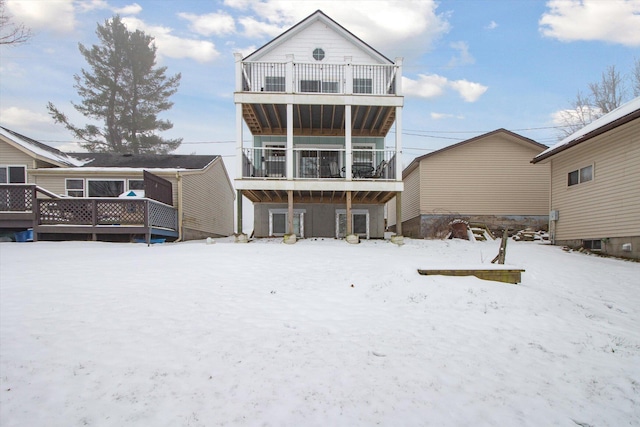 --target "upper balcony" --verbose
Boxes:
[239,61,400,96]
